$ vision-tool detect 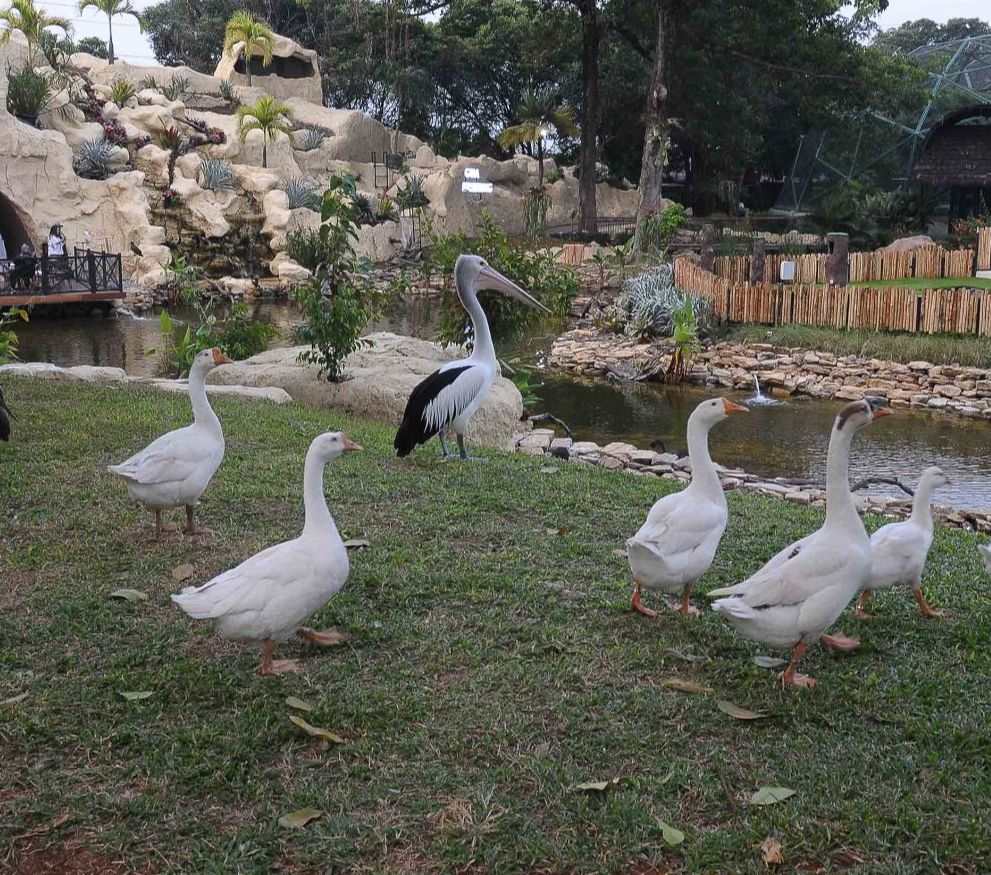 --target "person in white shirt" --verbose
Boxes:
[46,223,66,257]
[0,231,7,261]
